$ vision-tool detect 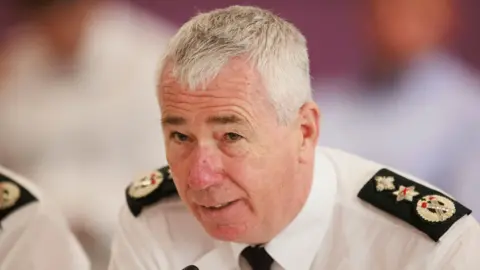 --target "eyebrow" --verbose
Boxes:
[161,116,186,126]
[161,114,246,126]
[206,115,246,125]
